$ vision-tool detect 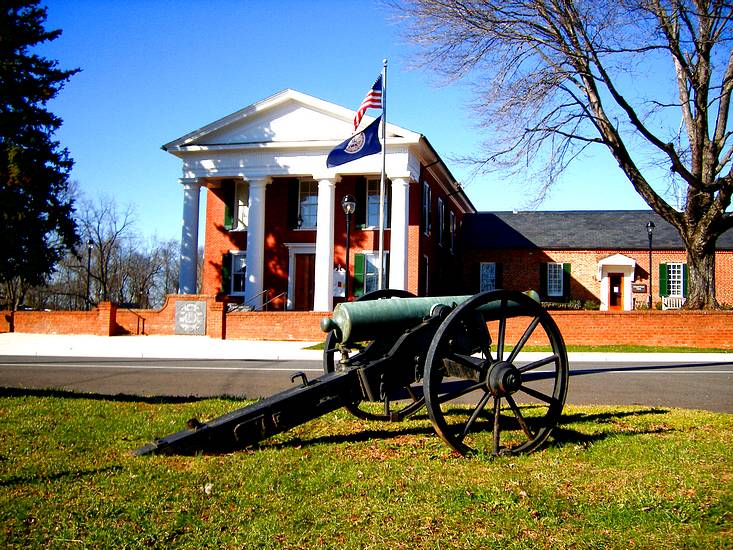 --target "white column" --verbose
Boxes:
[244,177,269,308]
[178,178,201,294]
[313,177,336,311]
[388,177,411,290]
